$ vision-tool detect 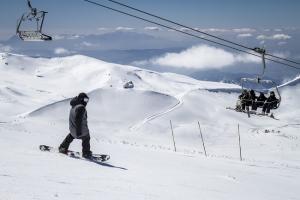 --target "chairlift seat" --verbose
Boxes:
[18,31,52,41]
